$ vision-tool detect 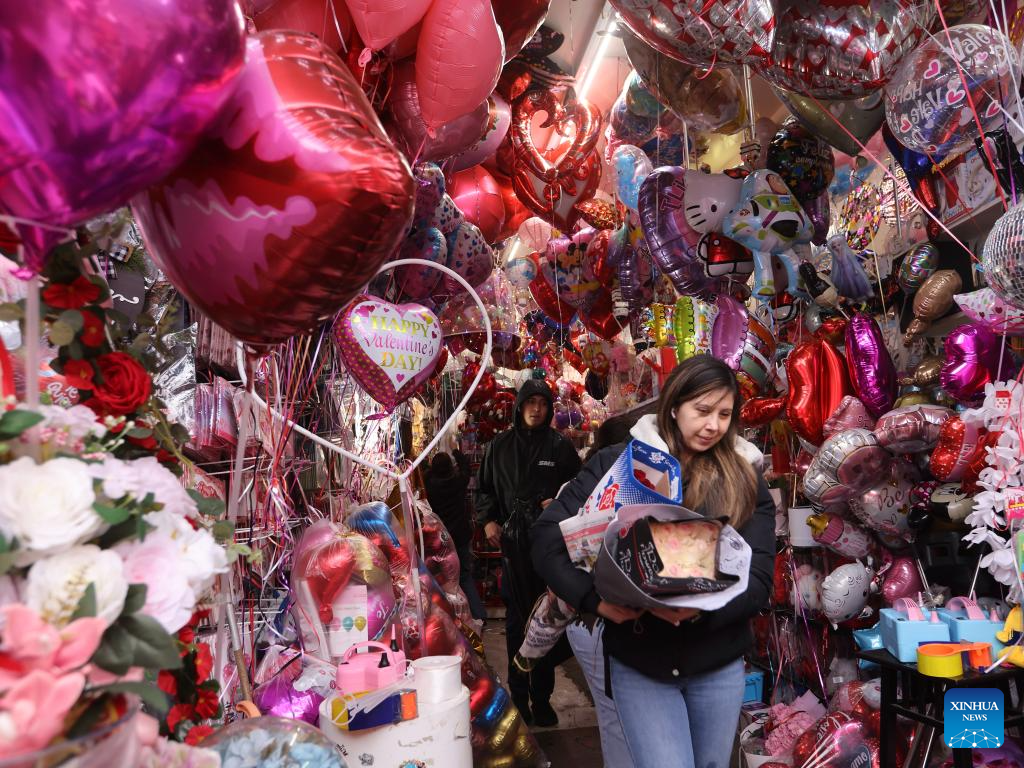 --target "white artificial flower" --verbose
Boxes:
[0,457,103,560]
[90,456,197,518]
[25,545,128,627]
[33,404,106,442]
[142,510,228,597]
[117,537,196,633]
[980,539,1019,588]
